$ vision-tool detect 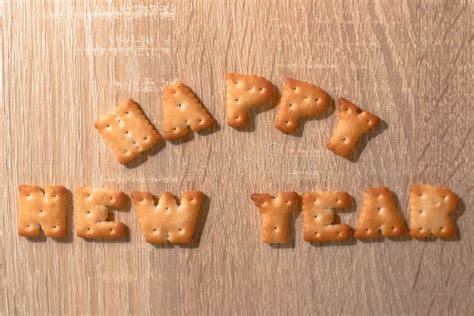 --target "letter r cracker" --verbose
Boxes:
[75,187,127,239]
[162,82,216,140]
[275,79,330,134]
[354,187,406,239]
[95,99,161,164]
[18,185,68,238]
[226,73,273,128]
[327,98,380,158]
[131,191,203,244]
[409,184,459,239]
[251,192,299,244]
[302,191,352,242]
